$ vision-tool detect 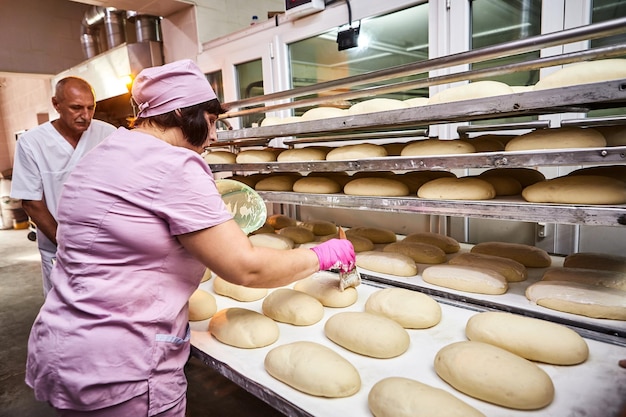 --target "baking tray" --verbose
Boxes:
[190,273,626,417]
